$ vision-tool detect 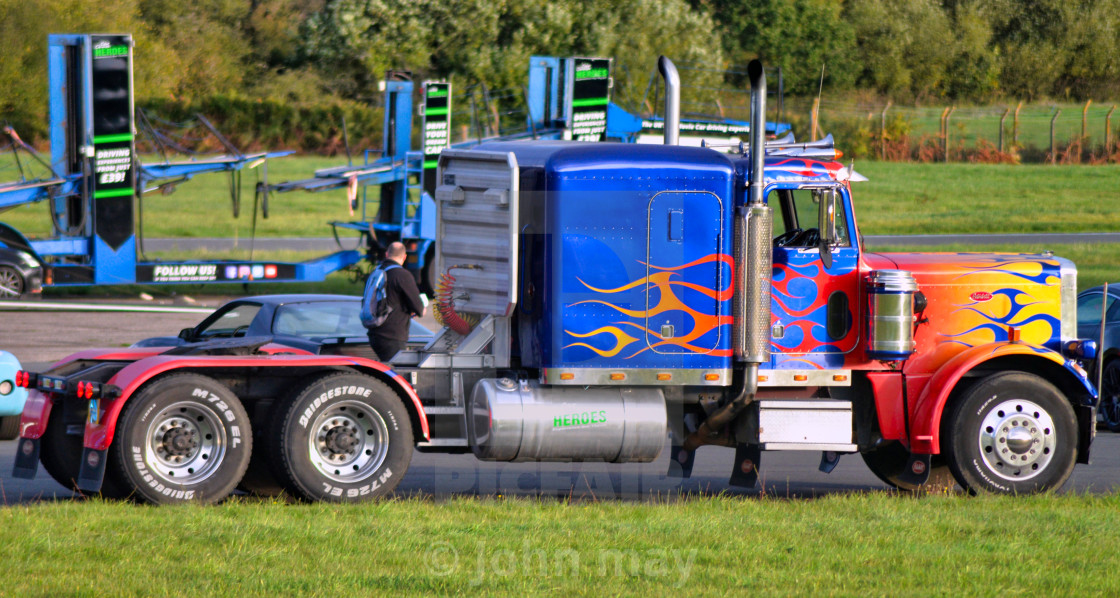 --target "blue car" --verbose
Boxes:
[0,350,28,439]
[1077,284,1120,431]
